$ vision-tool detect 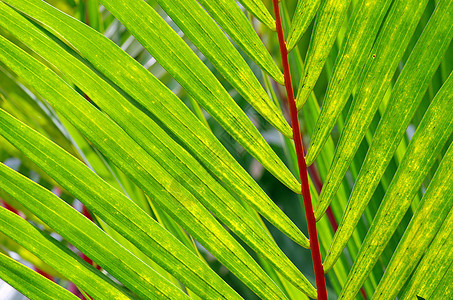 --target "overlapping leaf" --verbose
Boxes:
[0,106,242,299]
[313,0,430,217]
[196,0,284,83]
[0,34,293,300]
[97,0,296,179]
[0,161,189,300]
[286,0,322,52]
[0,252,78,300]
[373,142,453,299]
[400,208,453,299]
[155,0,290,136]
[4,0,300,193]
[0,4,315,296]
[295,0,351,109]
[0,1,308,249]
[236,0,276,30]
[336,70,453,298]
[324,0,453,270]
[305,0,393,167]
[0,207,131,299]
